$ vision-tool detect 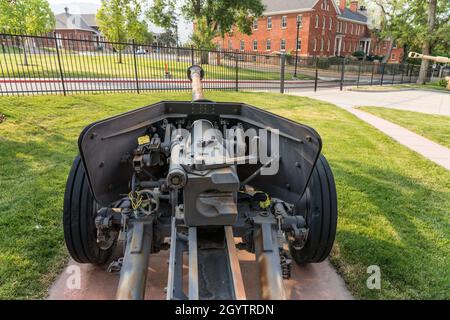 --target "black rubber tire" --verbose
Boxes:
[63,156,113,265]
[290,154,338,264]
